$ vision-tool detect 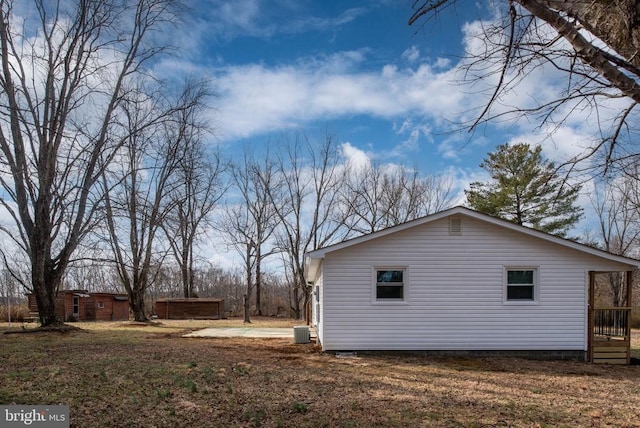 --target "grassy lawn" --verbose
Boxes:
[1,319,639,428]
